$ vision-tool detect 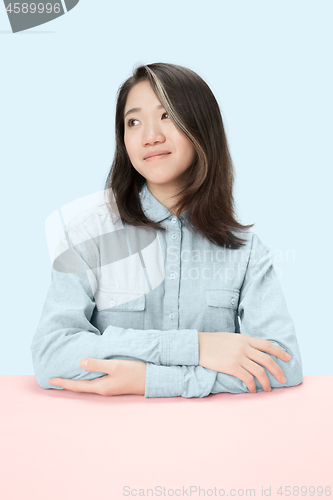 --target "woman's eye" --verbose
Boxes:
[127,112,169,127]
[127,118,139,127]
